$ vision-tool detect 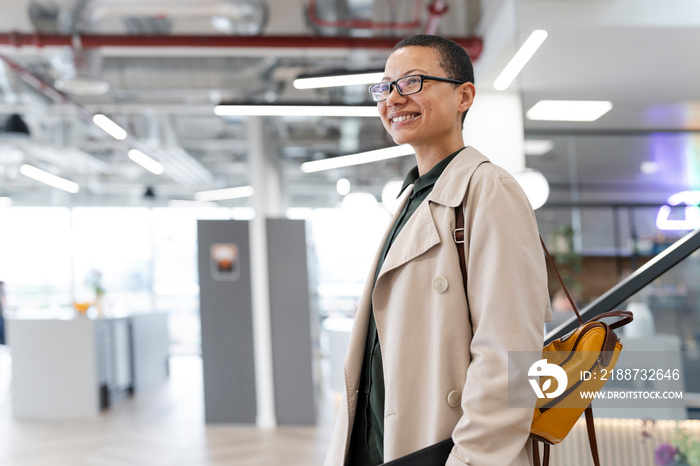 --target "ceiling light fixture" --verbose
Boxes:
[293,71,384,90]
[128,149,165,175]
[526,100,613,122]
[493,29,548,91]
[0,196,12,207]
[210,16,235,33]
[167,199,219,208]
[301,145,414,173]
[93,114,128,140]
[55,77,110,96]
[2,114,31,137]
[640,161,659,175]
[214,104,379,118]
[336,178,351,195]
[513,169,550,210]
[523,139,554,156]
[20,164,80,193]
[194,185,255,202]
